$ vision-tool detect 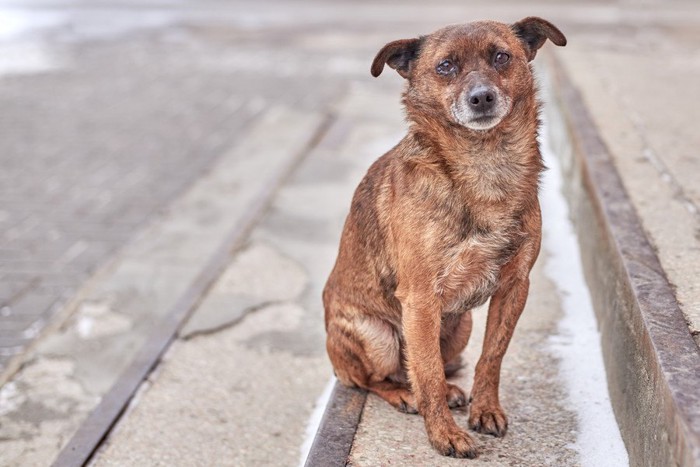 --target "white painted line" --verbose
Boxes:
[539,120,629,467]
[298,376,336,467]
